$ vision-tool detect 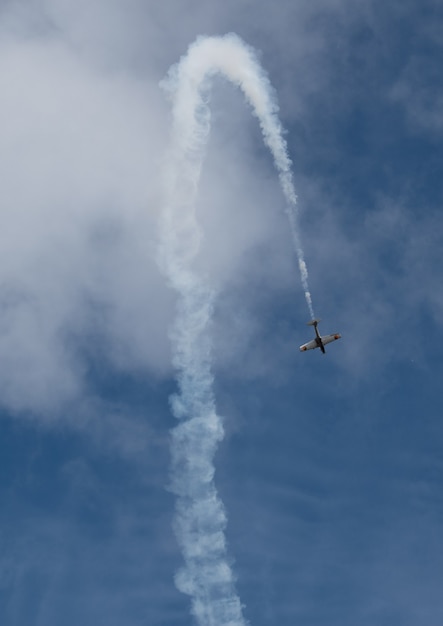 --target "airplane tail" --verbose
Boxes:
[307,318,321,326]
